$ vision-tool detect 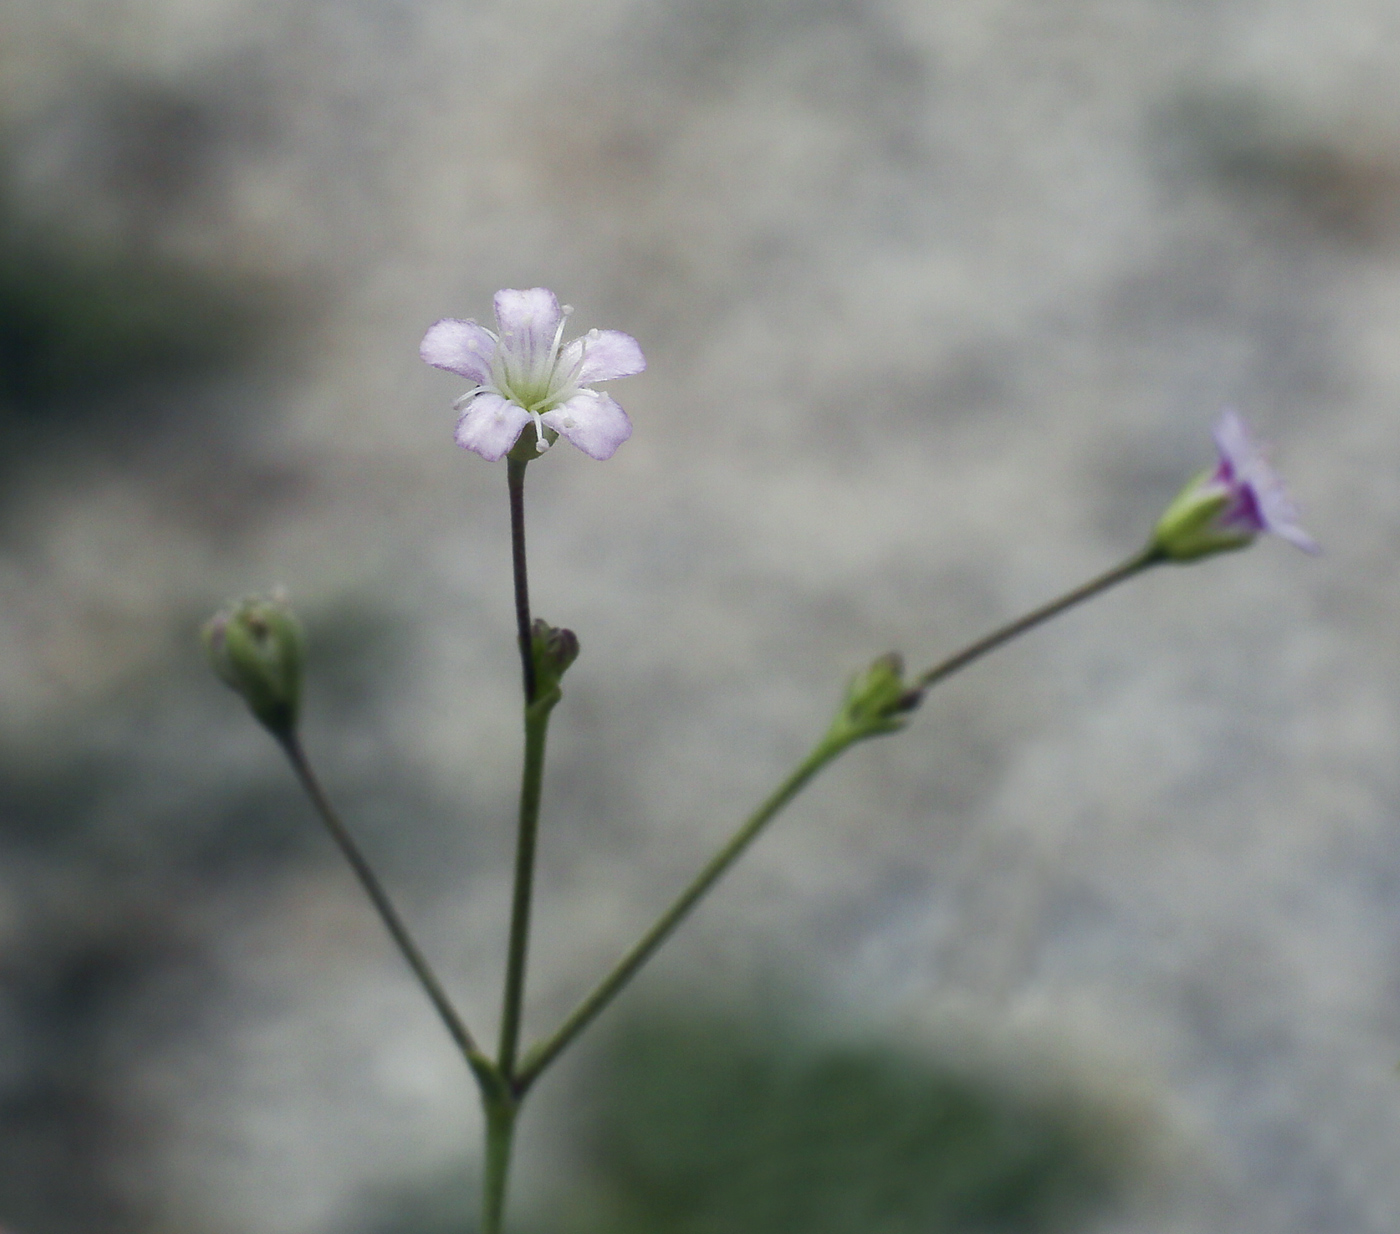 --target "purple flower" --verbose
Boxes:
[1153,409,1319,561]
[420,289,645,462]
